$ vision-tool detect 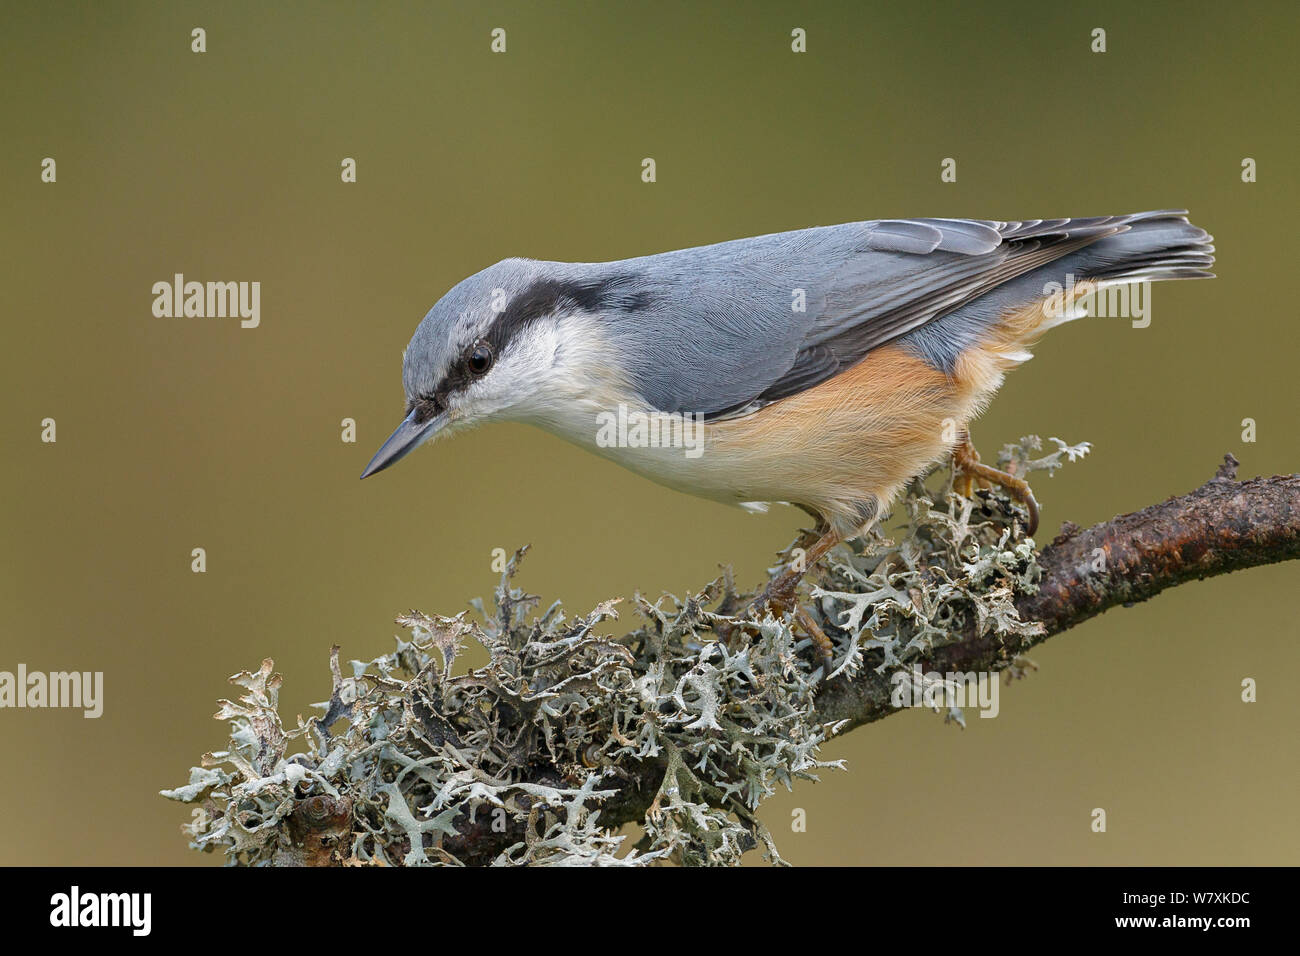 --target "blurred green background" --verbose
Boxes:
[2,0,1296,866]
